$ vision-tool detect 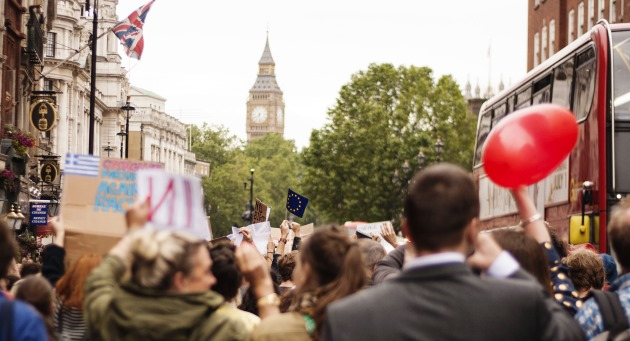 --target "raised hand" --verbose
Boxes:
[380,222,399,248]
